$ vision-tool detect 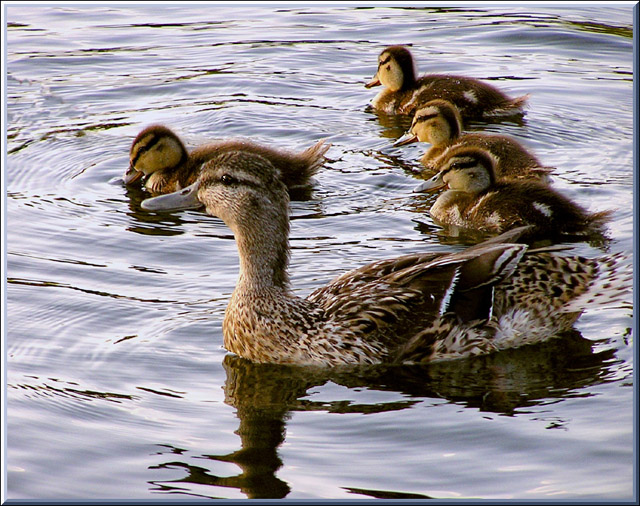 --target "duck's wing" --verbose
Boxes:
[309,238,528,351]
